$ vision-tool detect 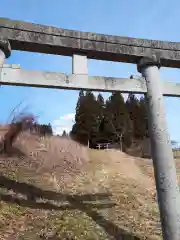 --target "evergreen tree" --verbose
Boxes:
[126,93,142,139]
[96,93,105,142]
[47,123,53,135]
[71,90,149,150]
[139,95,149,138]
[71,90,86,144]
[102,98,116,142]
[104,92,129,146]
[62,130,67,137]
[97,93,105,117]
[38,123,53,136]
[83,91,100,146]
[71,90,100,146]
